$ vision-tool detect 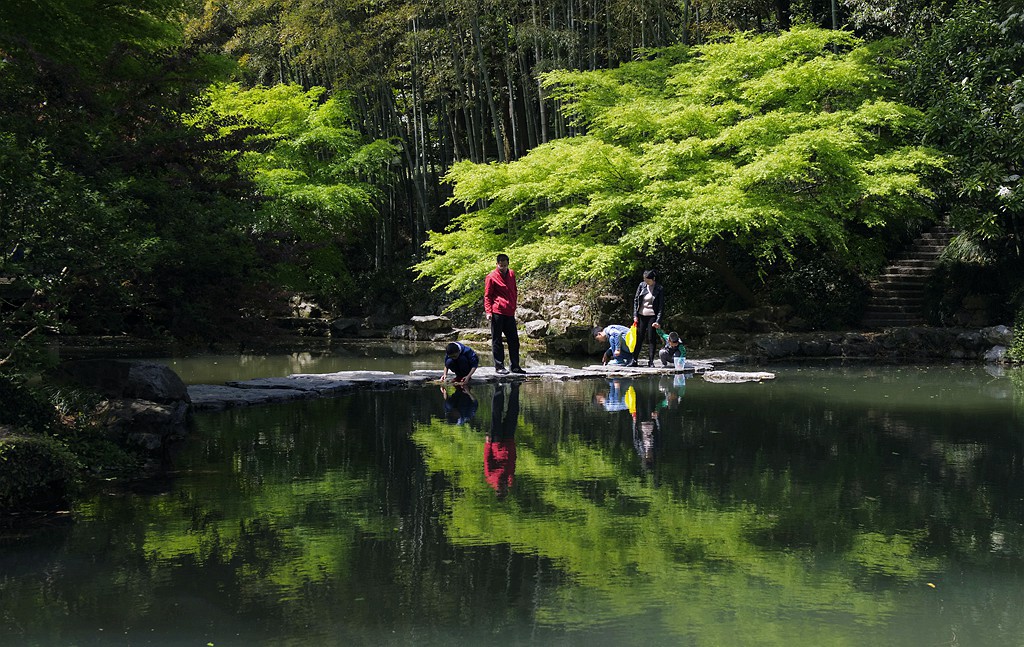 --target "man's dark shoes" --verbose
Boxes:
[495,366,510,375]
[510,366,526,374]
[625,359,638,367]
